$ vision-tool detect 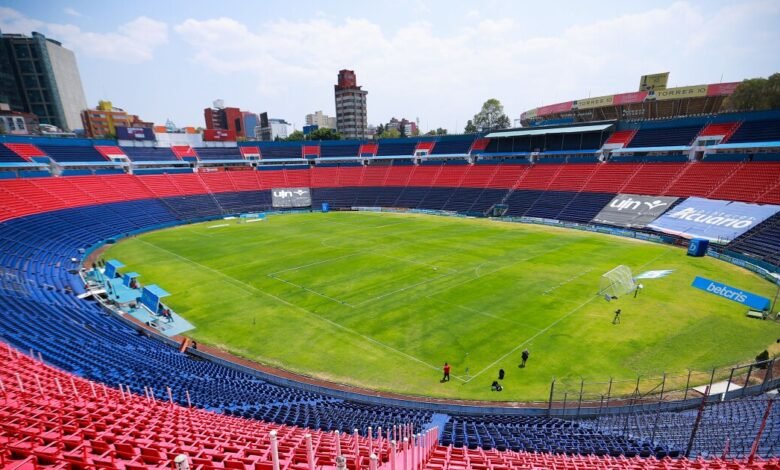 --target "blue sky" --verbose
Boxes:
[2,0,779,132]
